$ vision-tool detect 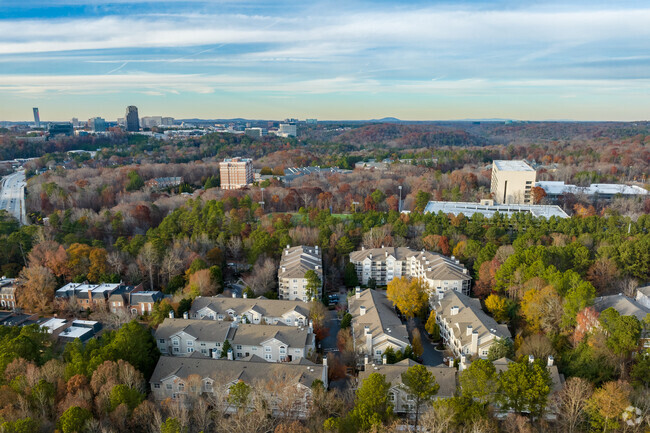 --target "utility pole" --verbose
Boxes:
[398,185,402,212]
